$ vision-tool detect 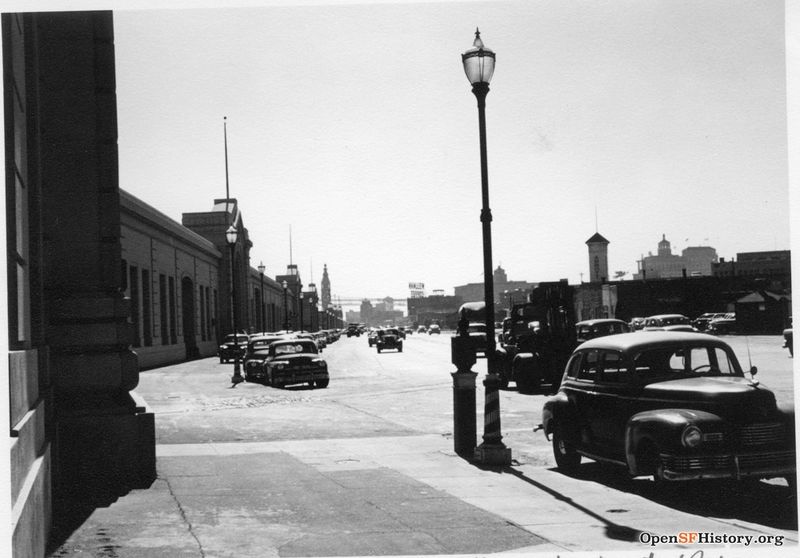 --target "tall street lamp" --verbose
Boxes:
[463,29,510,465]
[282,280,289,331]
[257,261,266,332]
[226,225,243,384]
